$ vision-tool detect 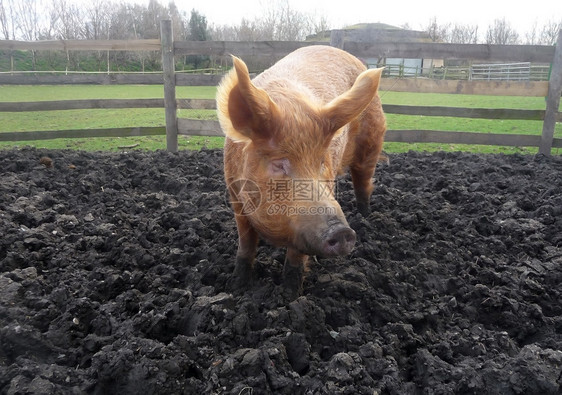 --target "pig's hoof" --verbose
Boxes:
[282,265,304,300]
[227,268,255,293]
[281,283,301,301]
[357,201,371,217]
[227,274,253,292]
